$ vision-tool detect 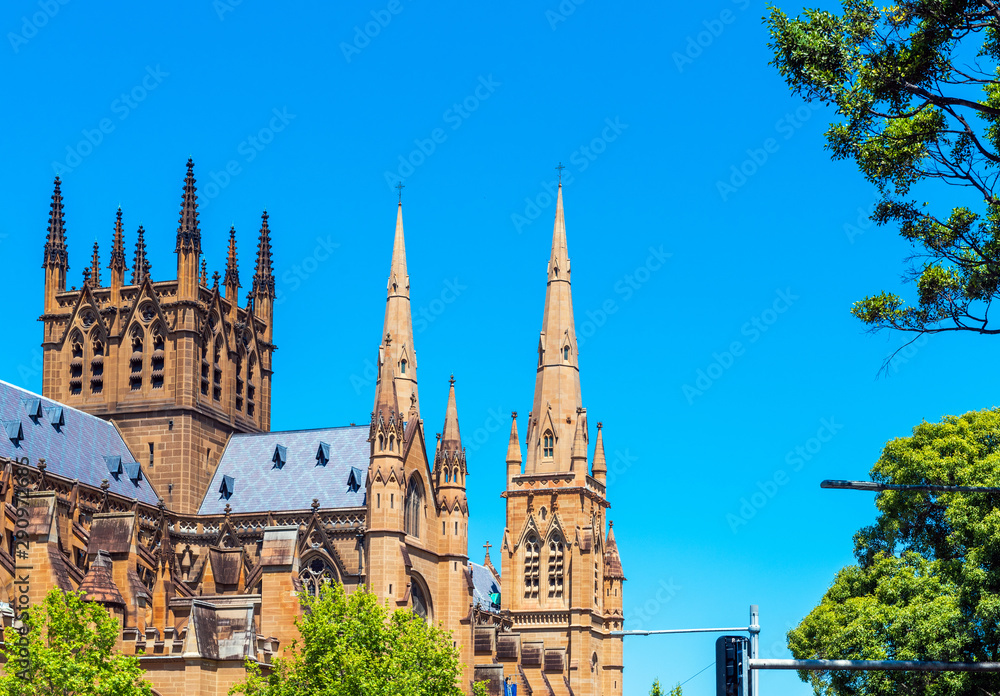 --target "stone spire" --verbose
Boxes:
[571,407,588,471]
[131,225,151,285]
[175,159,201,299]
[524,183,582,474]
[224,226,240,301]
[604,521,625,580]
[592,421,607,483]
[373,334,400,420]
[88,241,101,287]
[108,207,127,284]
[379,202,418,414]
[440,375,462,460]
[200,259,208,287]
[506,412,522,482]
[42,177,68,311]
